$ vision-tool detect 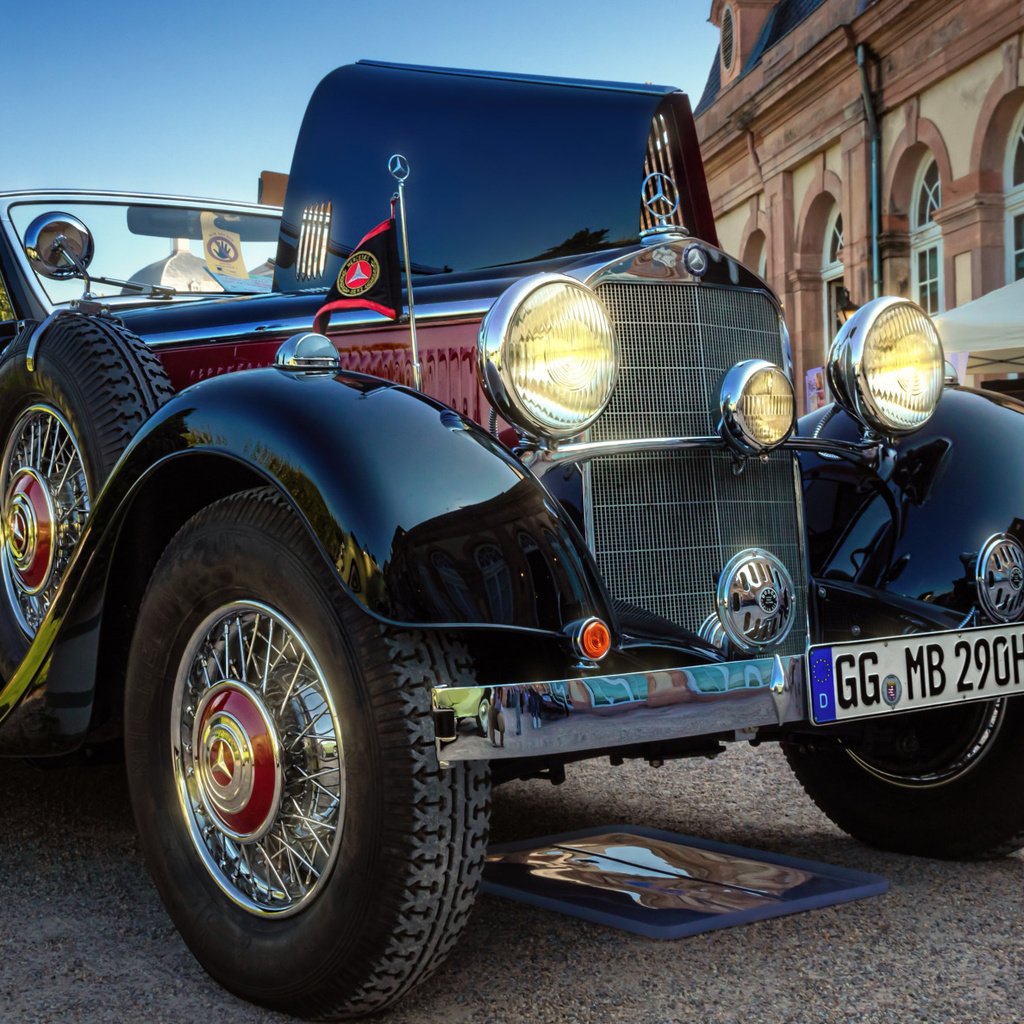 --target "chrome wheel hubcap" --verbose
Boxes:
[173,602,344,917]
[193,682,283,841]
[1,405,89,636]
